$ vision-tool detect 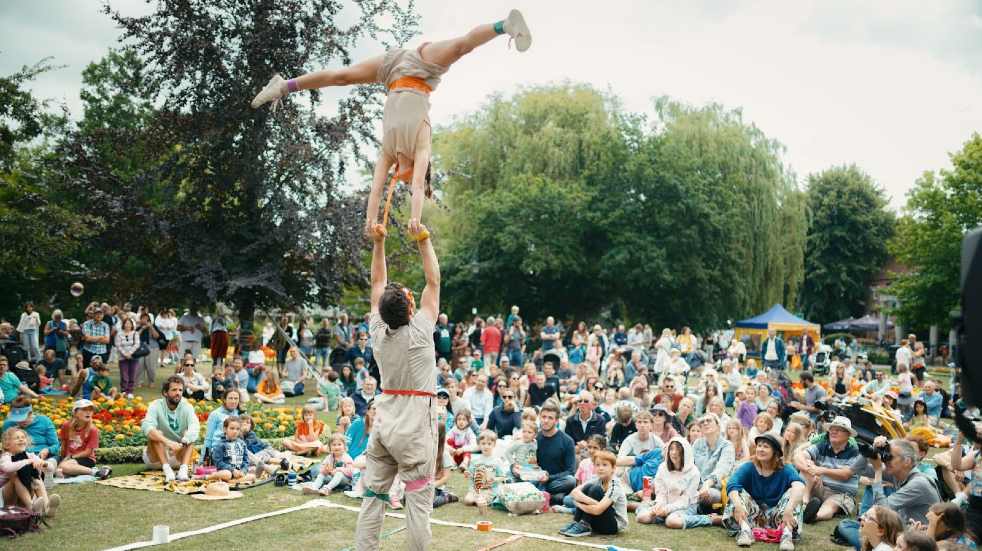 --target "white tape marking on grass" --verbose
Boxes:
[103,497,644,551]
